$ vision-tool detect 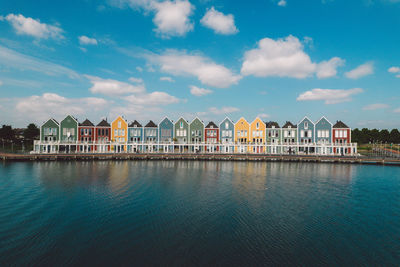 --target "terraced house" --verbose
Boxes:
[95,119,111,153]
[250,117,266,153]
[39,118,59,153]
[266,121,281,154]
[60,115,78,153]
[128,120,143,153]
[281,121,297,154]
[205,121,219,152]
[174,117,189,152]
[189,117,204,152]
[298,117,315,154]
[111,116,128,153]
[219,117,235,153]
[235,117,250,153]
[78,119,95,153]
[144,121,158,152]
[315,116,333,155]
[158,117,174,153]
[333,121,352,155]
